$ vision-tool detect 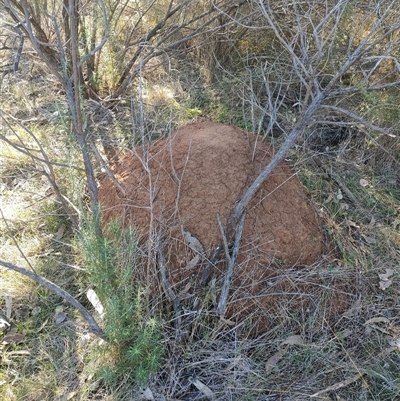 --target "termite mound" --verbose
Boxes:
[98,122,343,334]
